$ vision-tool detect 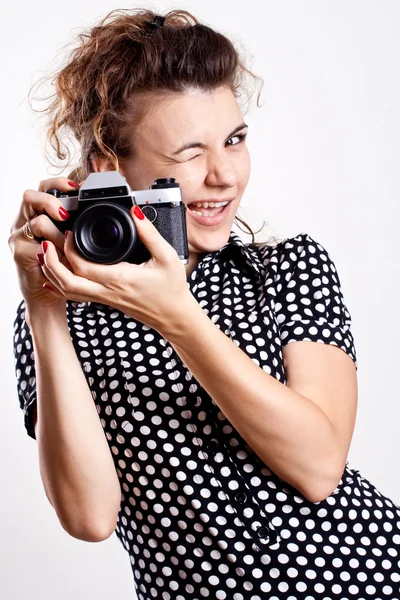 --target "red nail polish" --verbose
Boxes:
[36,253,44,267]
[133,205,145,220]
[68,180,80,188]
[43,283,54,292]
[59,206,70,220]
[42,241,48,254]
